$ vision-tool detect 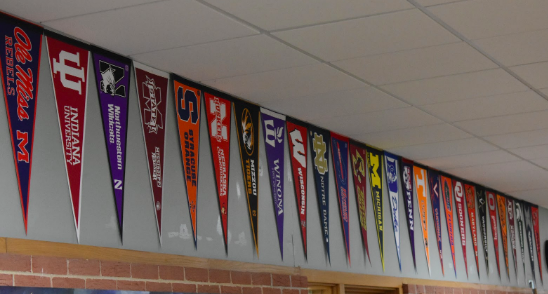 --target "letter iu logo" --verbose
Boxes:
[53,50,85,94]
